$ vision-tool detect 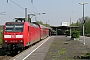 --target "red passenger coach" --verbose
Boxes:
[39,25,49,39]
[32,22,49,40]
[2,21,41,52]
